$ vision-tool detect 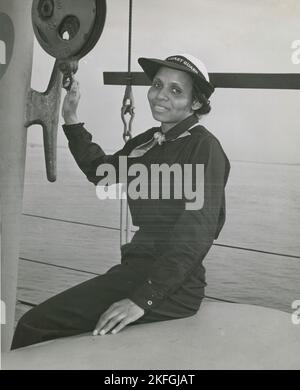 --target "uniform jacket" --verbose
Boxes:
[63,114,230,311]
